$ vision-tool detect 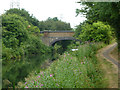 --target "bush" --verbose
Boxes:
[2,14,29,47]
[2,13,50,61]
[76,21,114,44]
[5,8,40,27]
